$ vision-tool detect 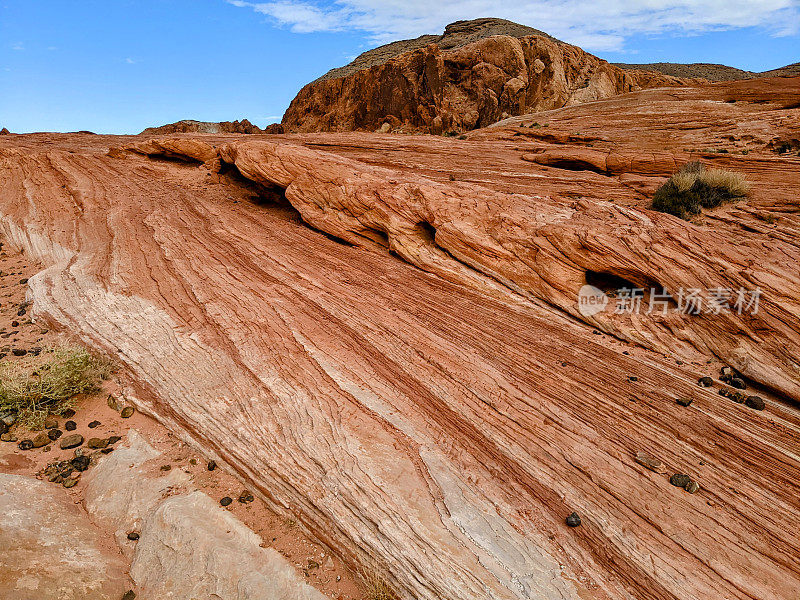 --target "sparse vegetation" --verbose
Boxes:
[0,346,113,428]
[361,570,395,600]
[651,161,749,219]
